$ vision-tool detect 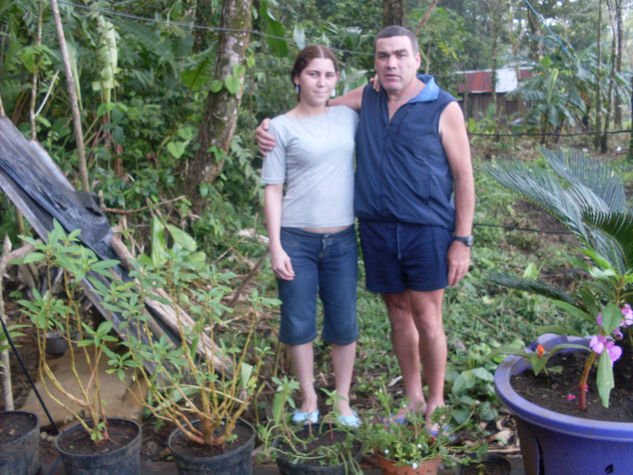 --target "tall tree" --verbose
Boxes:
[184,0,252,208]
[383,0,406,27]
[594,0,603,149]
[613,0,623,127]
